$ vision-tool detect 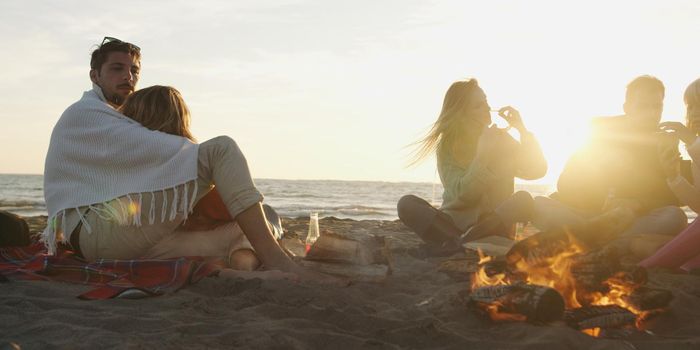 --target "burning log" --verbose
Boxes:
[470,282,565,323]
[483,257,509,277]
[608,266,648,286]
[565,305,637,330]
[621,286,673,312]
[567,248,622,304]
[505,229,583,268]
